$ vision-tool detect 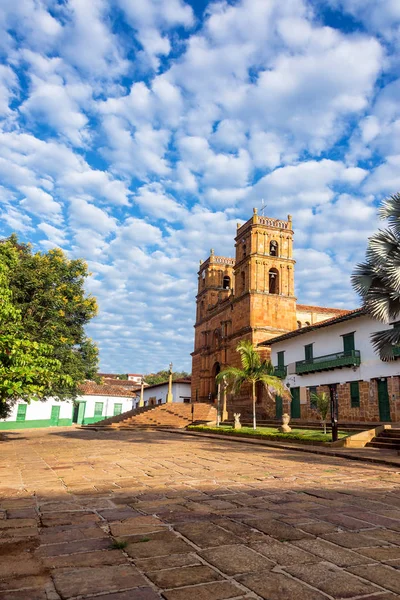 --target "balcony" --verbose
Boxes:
[295,350,361,375]
[273,366,287,378]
